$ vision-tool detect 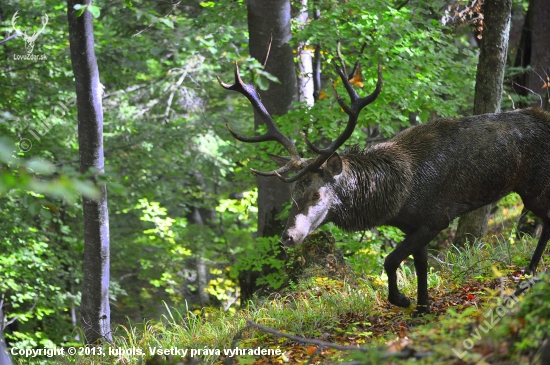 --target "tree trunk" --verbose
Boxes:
[0,308,12,365]
[67,0,112,343]
[454,0,512,247]
[247,0,297,237]
[296,0,314,106]
[512,2,532,107]
[239,0,297,301]
[188,206,211,307]
[513,0,550,109]
[528,0,550,111]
